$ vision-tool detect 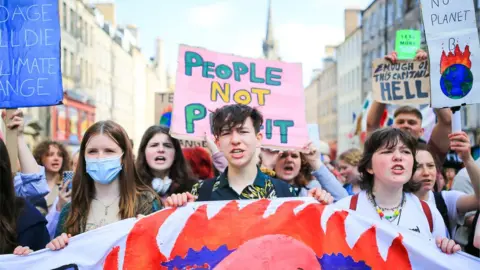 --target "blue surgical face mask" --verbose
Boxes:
[85,155,123,184]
